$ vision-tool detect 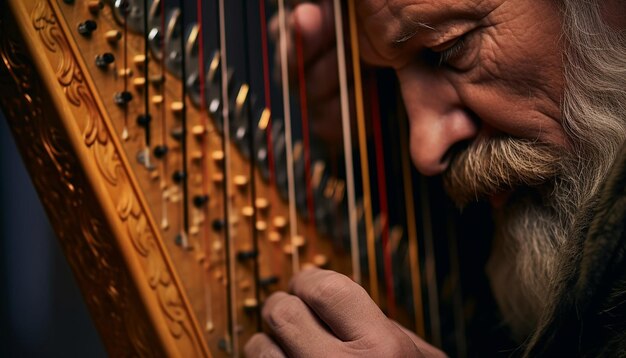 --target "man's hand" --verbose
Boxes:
[244,268,446,357]
[270,0,347,145]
